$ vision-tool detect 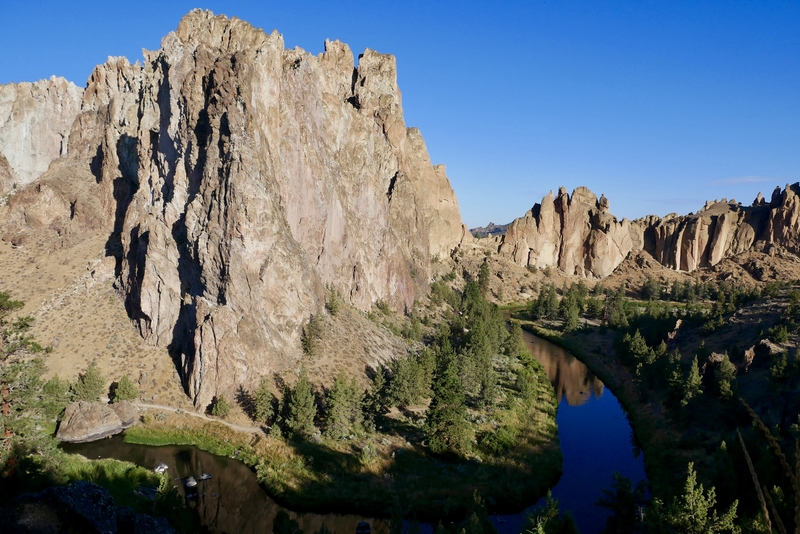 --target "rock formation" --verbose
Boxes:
[0,76,83,195]
[0,10,466,409]
[495,183,800,278]
[496,186,635,278]
[56,401,136,443]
